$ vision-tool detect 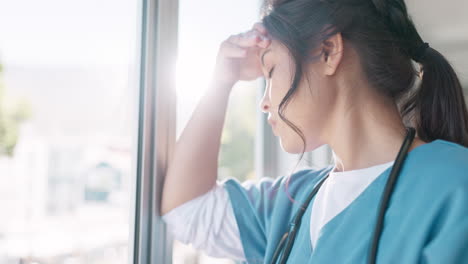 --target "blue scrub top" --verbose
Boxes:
[222,139,468,263]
